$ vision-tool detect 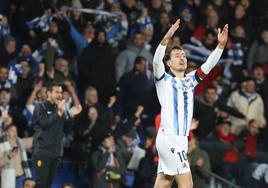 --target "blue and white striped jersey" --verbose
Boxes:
[155,71,198,136]
[153,44,223,136]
